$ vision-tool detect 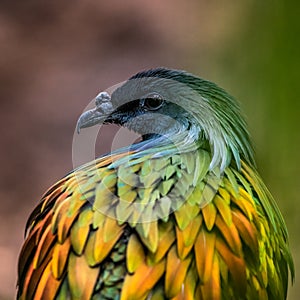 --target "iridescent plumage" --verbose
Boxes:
[17,68,294,299]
